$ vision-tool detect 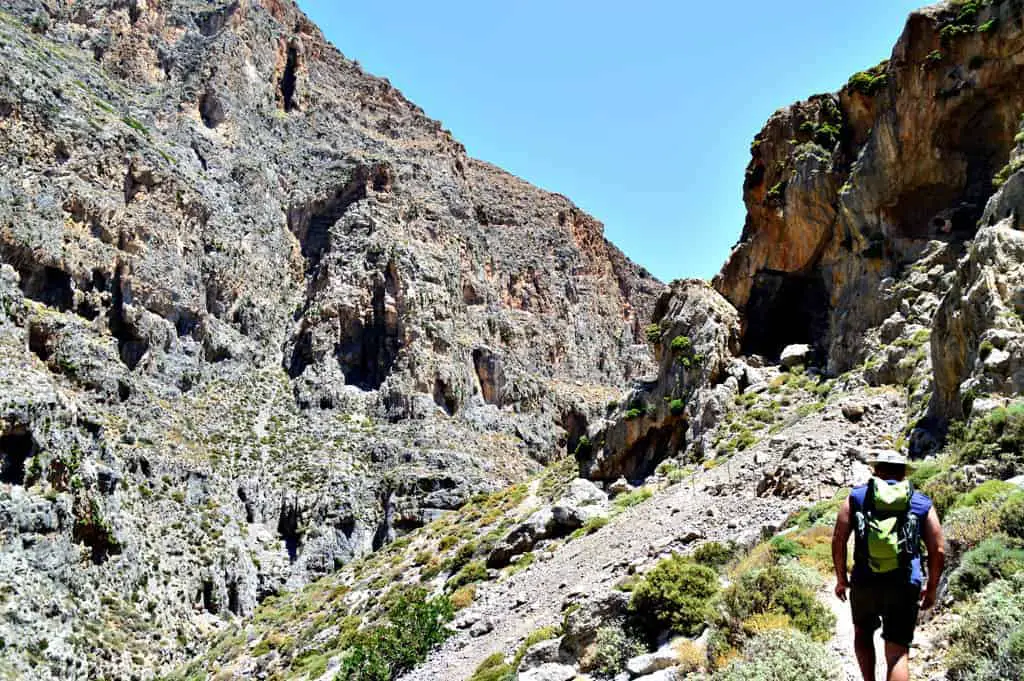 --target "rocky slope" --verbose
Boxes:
[0,1,661,678]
